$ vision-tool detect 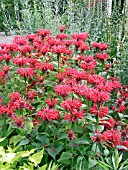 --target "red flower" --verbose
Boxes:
[102,129,121,147]
[13,55,29,66]
[8,92,21,101]
[90,104,98,115]
[61,99,82,112]
[92,42,108,50]
[71,33,89,41]
[90,104,109,118]
[121,141,128,149]
[56,33,68,39]
[35,62,54,71]
[54,85,72,96]
[100,118,115,129]
[91,131,104,143]
[13,36,28,45]
[58,25,66,32]
[36,108,60,121]
[26,91,38,100]
[100,106,109,118]
[17,67,35,78]
[37,29,51,37]
[67,130,76,141]
[0,71,5,79]
[118,105,126,113]
[95,53,109,61]
[64,110,84,122]
[33,118,41,127]
[80,60,97,70]
[79,44,89,52]
[46,98,58,108]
